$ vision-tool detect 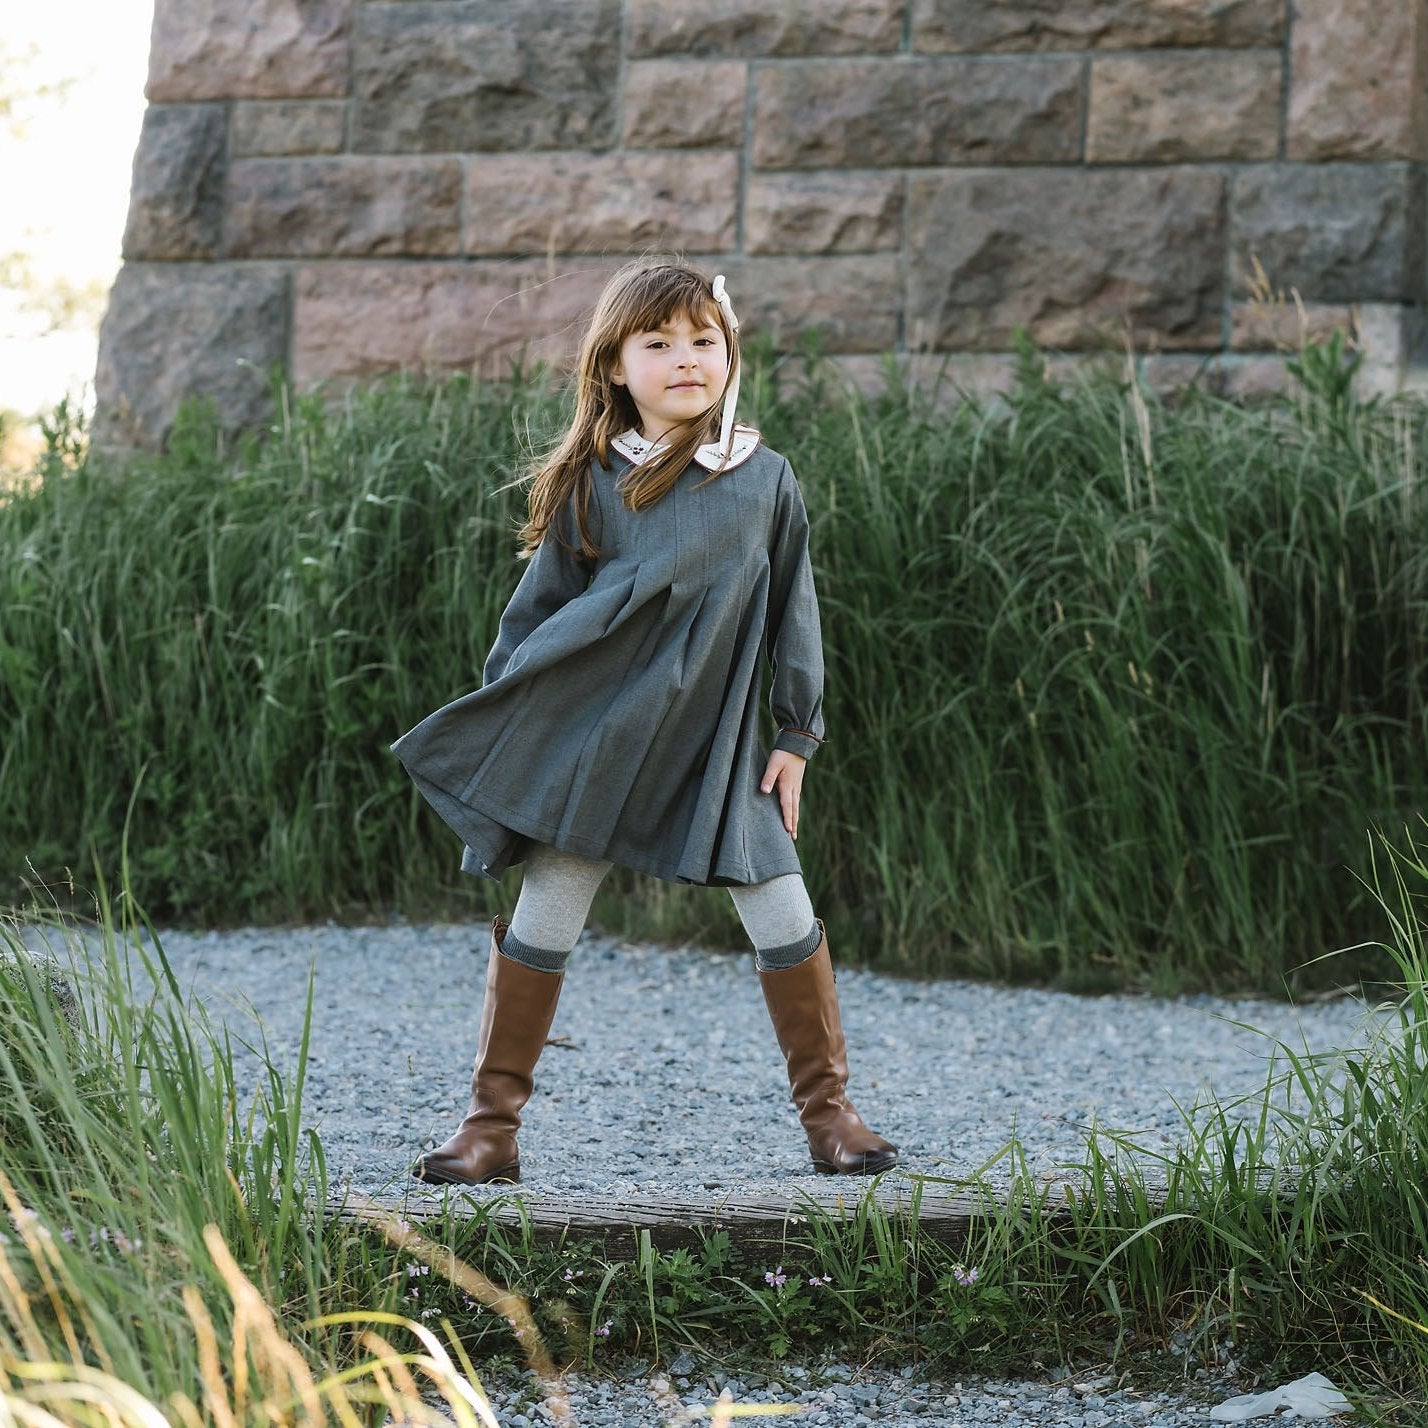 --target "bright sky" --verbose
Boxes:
[0,0,153,421]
